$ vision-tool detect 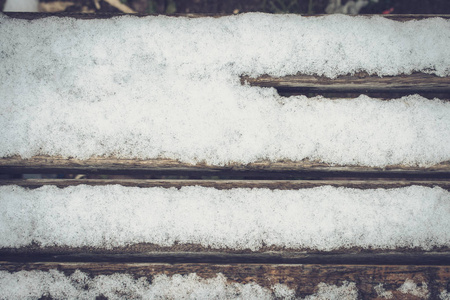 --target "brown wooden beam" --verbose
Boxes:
[2,246,450,265]
[243,72,450,98]
[3,12,450,20]
[0,262,449,299]
[1,156,449,179]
